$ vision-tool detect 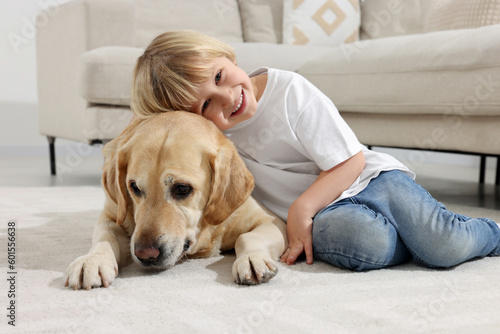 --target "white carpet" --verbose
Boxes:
[1,186,500,333]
